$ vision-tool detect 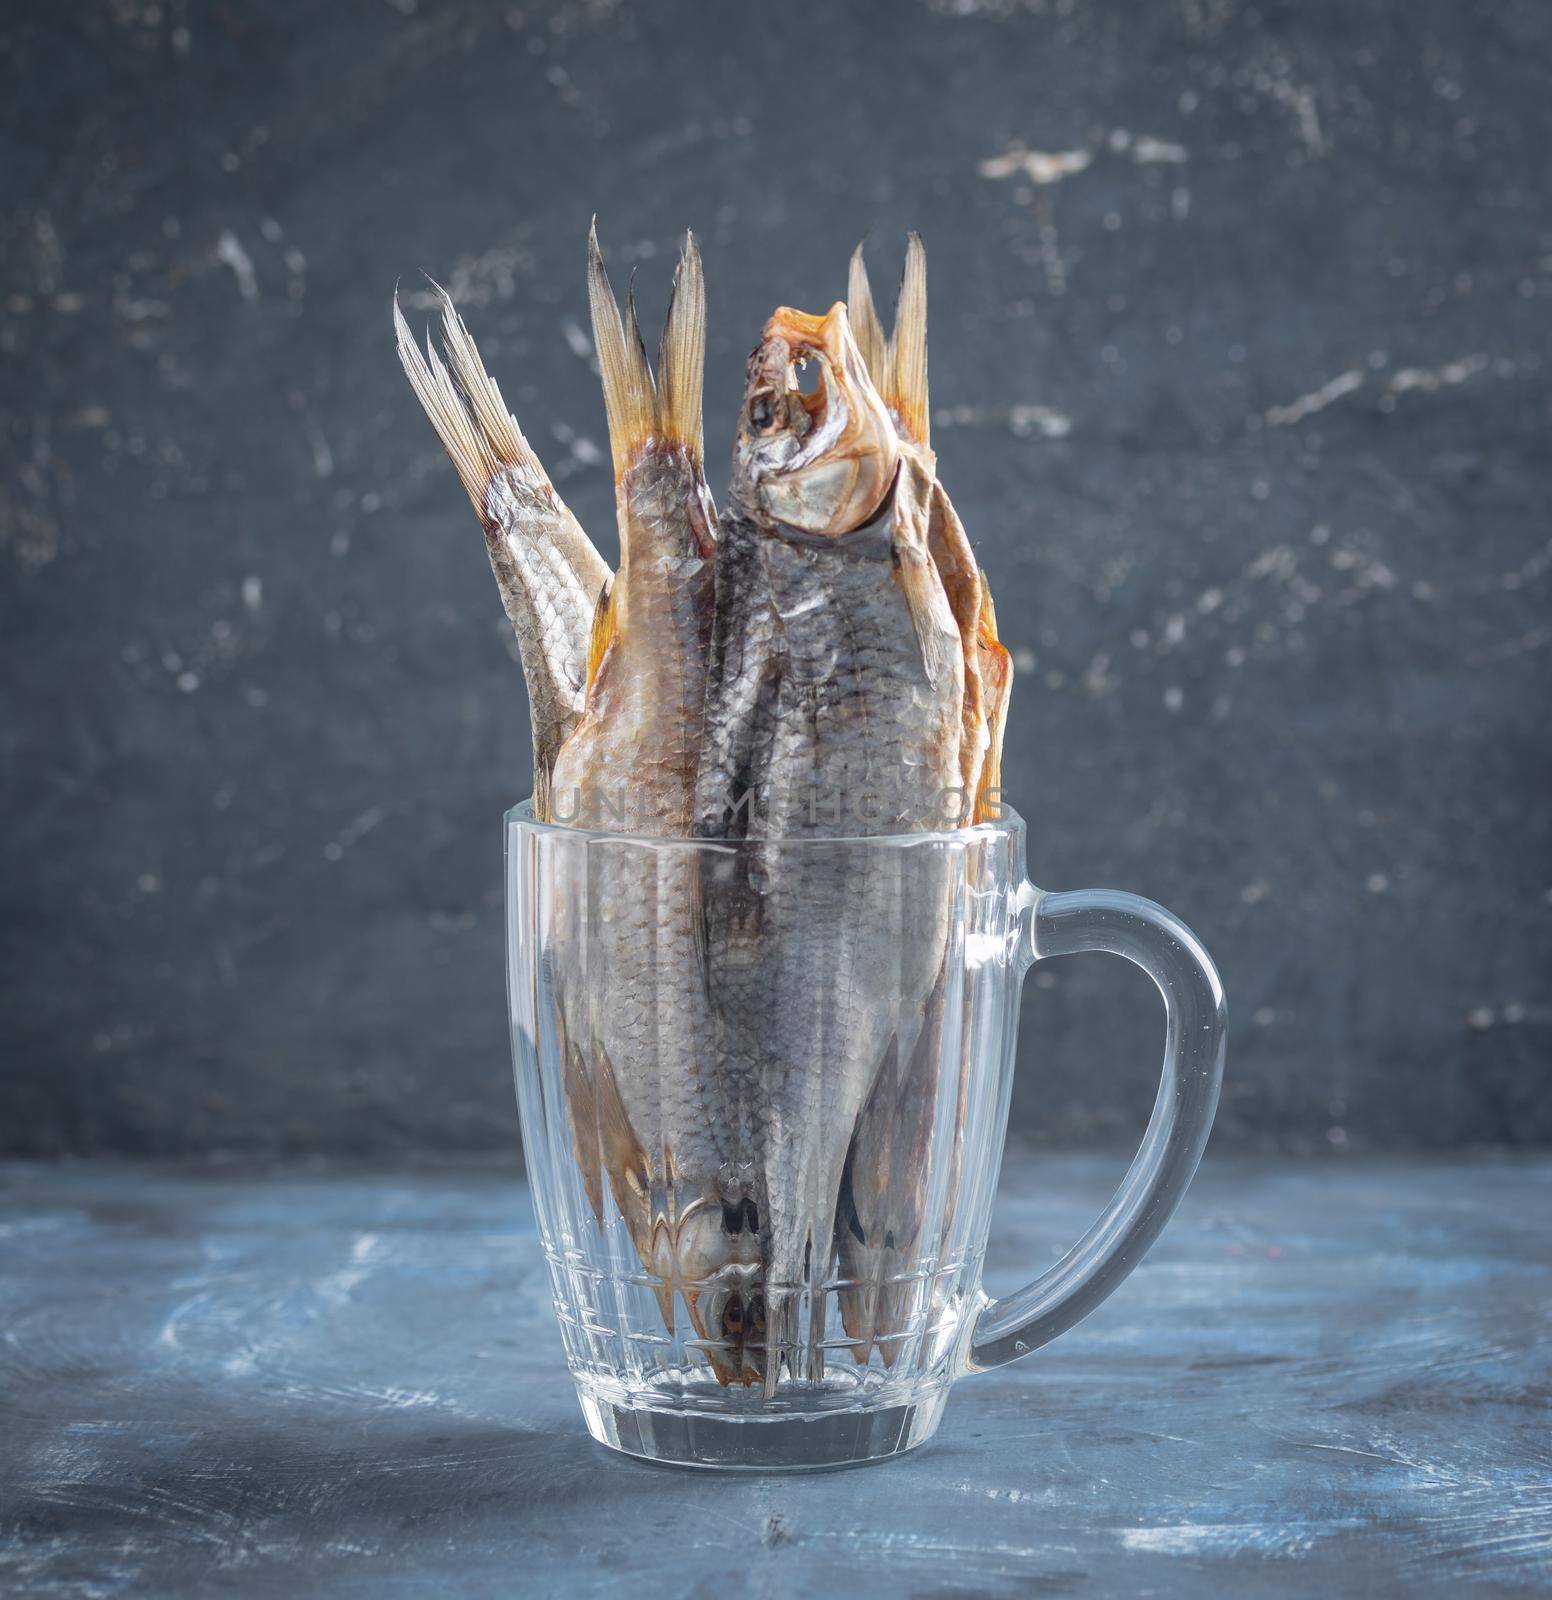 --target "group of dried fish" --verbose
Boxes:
[395,226,1012,1392]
